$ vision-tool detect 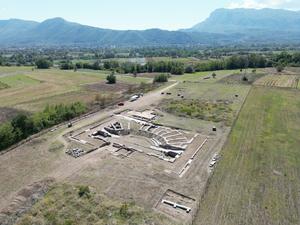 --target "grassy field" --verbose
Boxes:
[194,87,300,225]
[156,81,250,131]
[171,70,241,82]
[0,67,152,114]
[0,74,41,87]
[0,66,33,76]
[16,184,174,225]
